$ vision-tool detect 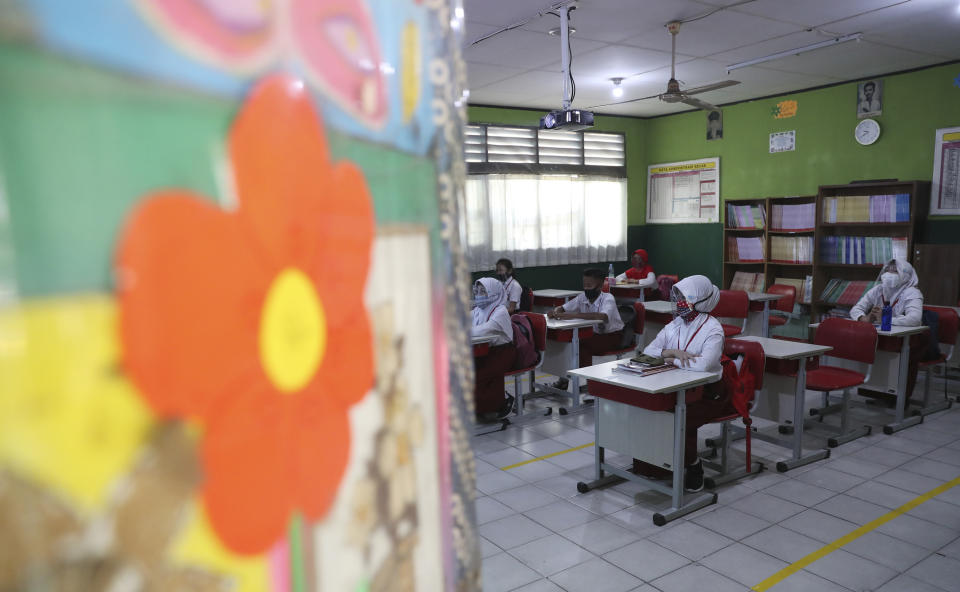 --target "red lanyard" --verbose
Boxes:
[678,316,707,352]
[882,297,899,308]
